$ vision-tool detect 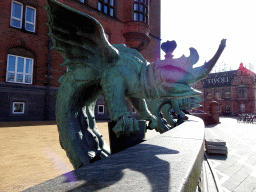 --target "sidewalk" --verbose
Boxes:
[204,117,256,192]
[0,121,57,128]
[0,120,160,192]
